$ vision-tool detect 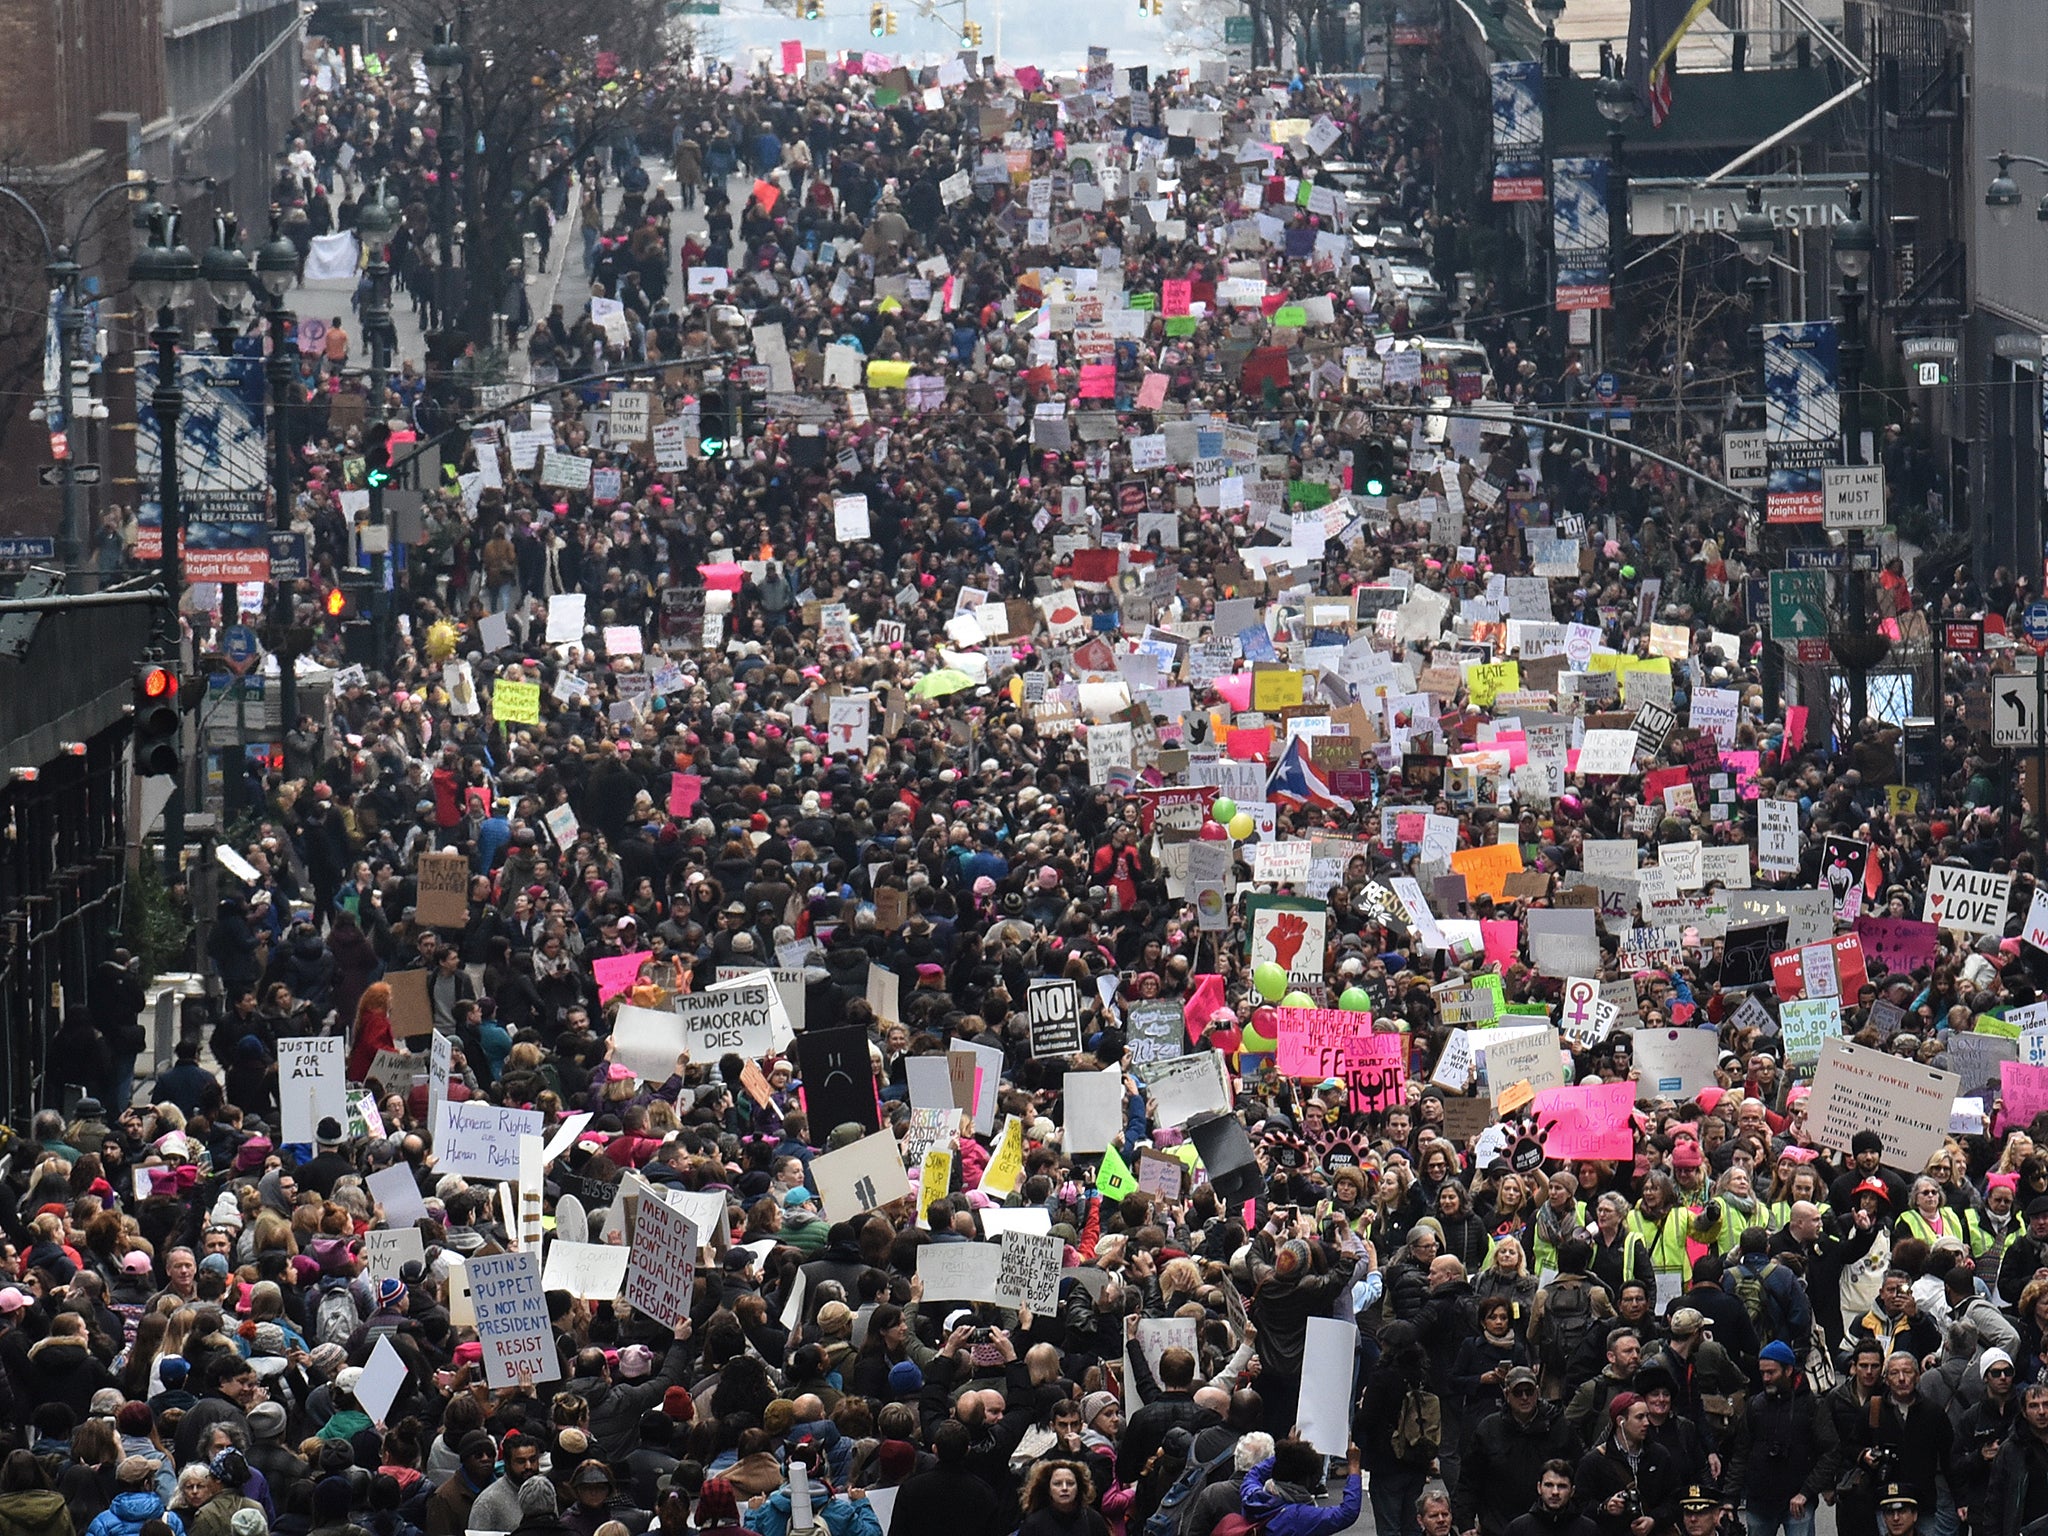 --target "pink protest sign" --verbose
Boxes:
[1273,1007,1370,1078]
[593,951,650,1004]
[1481,920,1520,969]
[669,772,703,818]
[2000,1060,2048,1134]
[1854,916,1940,979]
[780,39,803,73]
[1532,1080,1636,1159]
